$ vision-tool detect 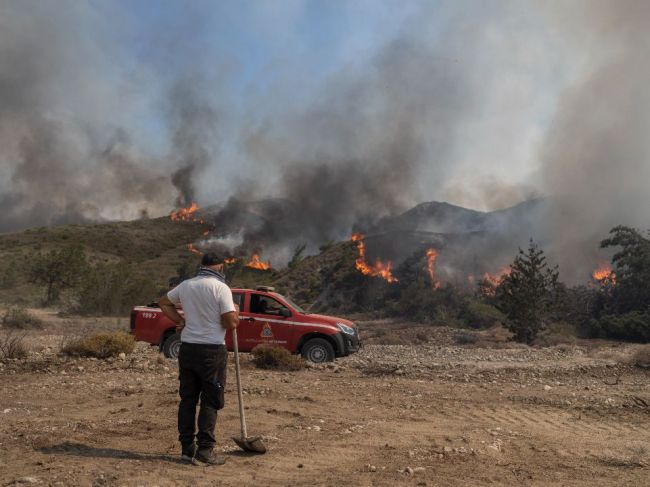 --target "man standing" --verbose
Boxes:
[159,252,239,465]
